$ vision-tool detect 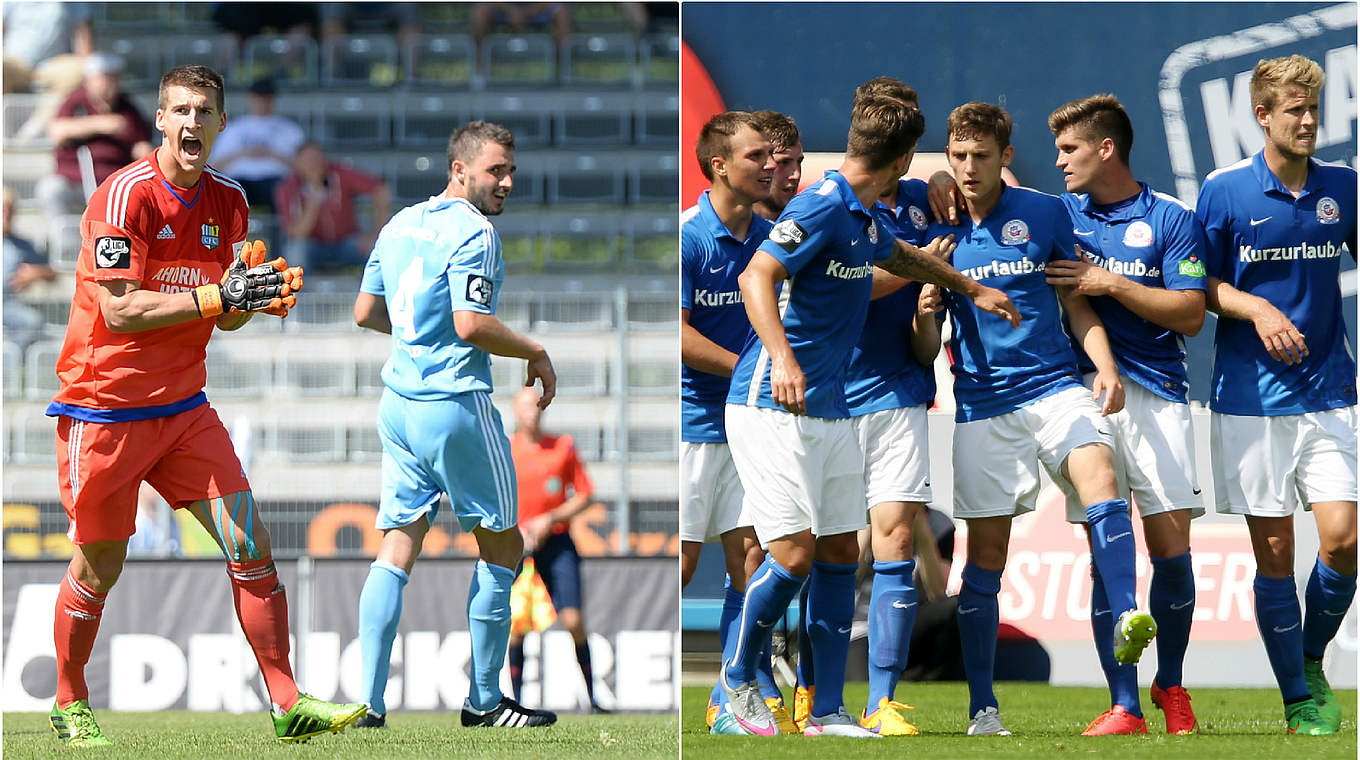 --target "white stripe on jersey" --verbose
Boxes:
[1151,190,1193,212]
[815,179,836,196]
[1204,156,1252,181]
[105,163,155,229]
[206,167,250,207]
[474,392,516,525]
[744,274,795,406]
